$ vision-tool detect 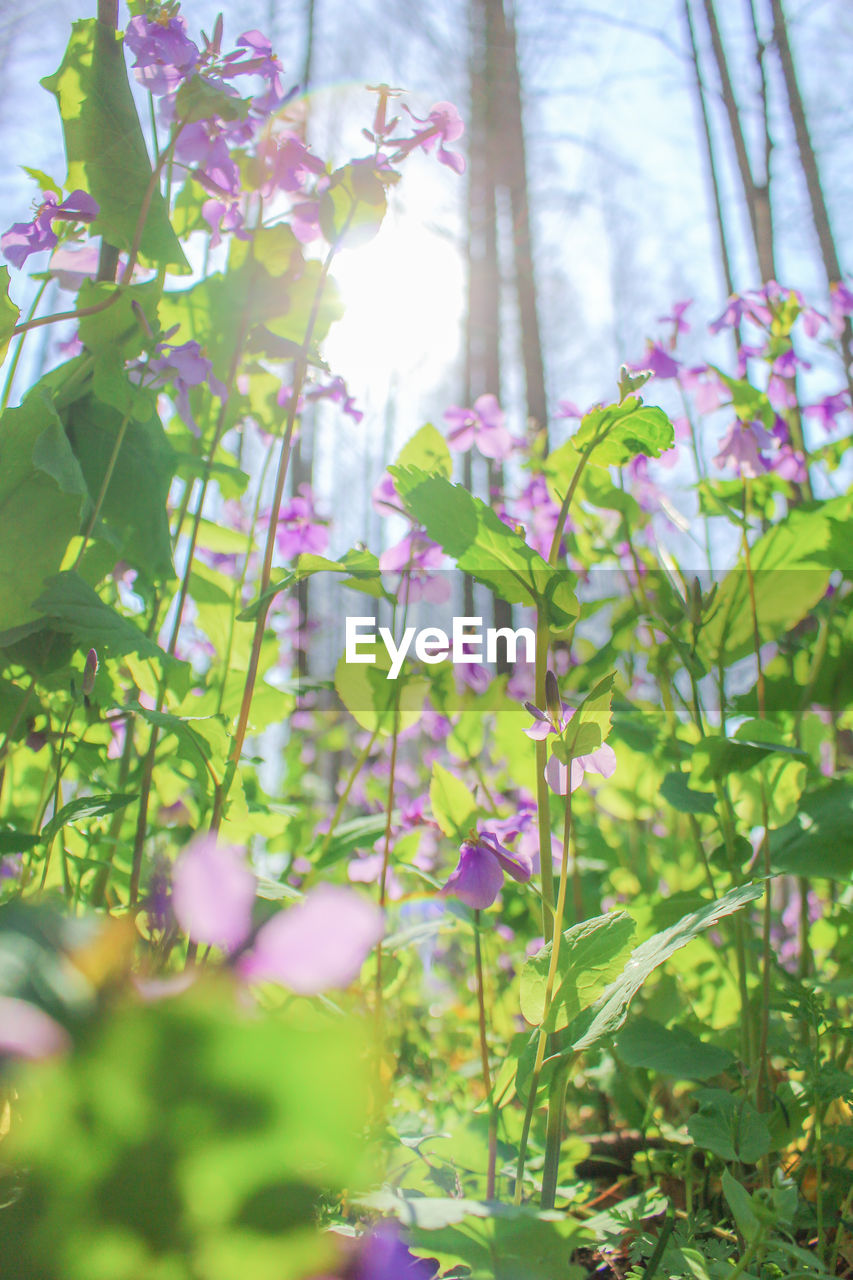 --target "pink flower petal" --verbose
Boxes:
[171,835,256,953]
[0,996,70,1059]
[239,885,384,994]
